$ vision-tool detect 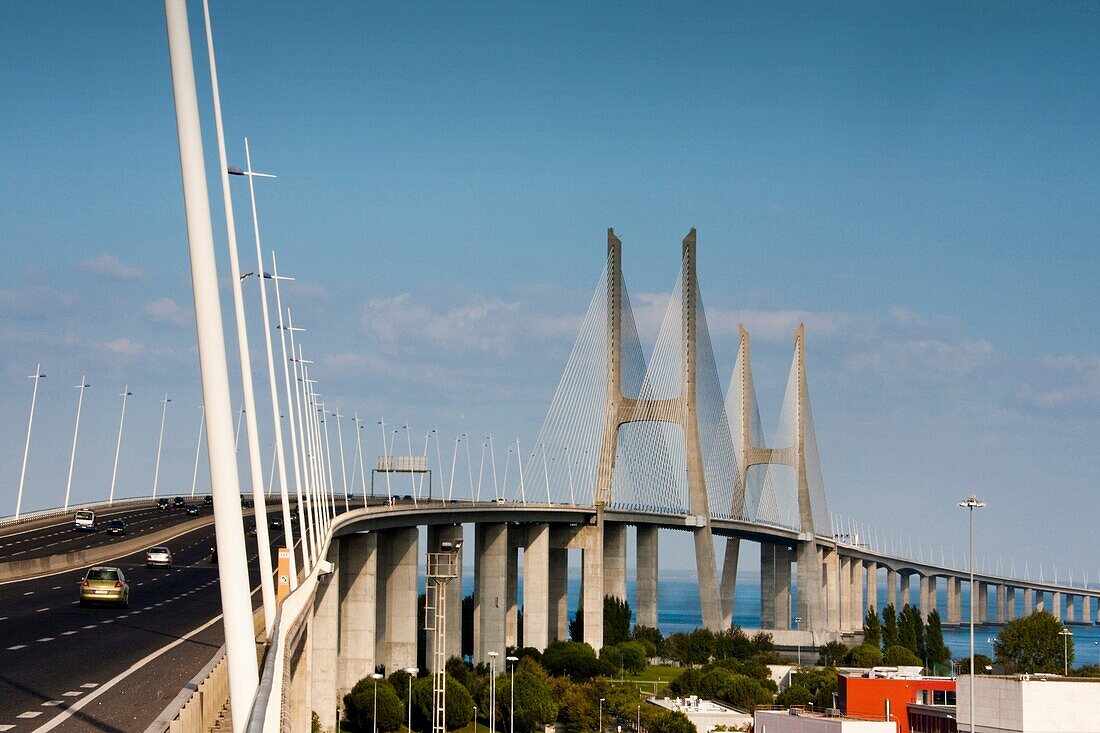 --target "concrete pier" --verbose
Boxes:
[761,544,777,629]
[865,561,878,613]
[549,547,569,640]
[775,546,792,630]
[996,584,1006,624]
[381,527,418,673]
[849,555,864,631]
[1005,586,1016,621]
[823,548,840,630]
[720,537,739,627]
[1052,591,1063,621]
[426,524,463,669]
[338,532,377,694]
[947,577,960,624]
[886,568,898,610]
[1024,587,1034,615]
[523,523,550,649]
[475,523,508,663]
[312,544,340,731]
[603,522,627,601]
[636,525,659,629]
